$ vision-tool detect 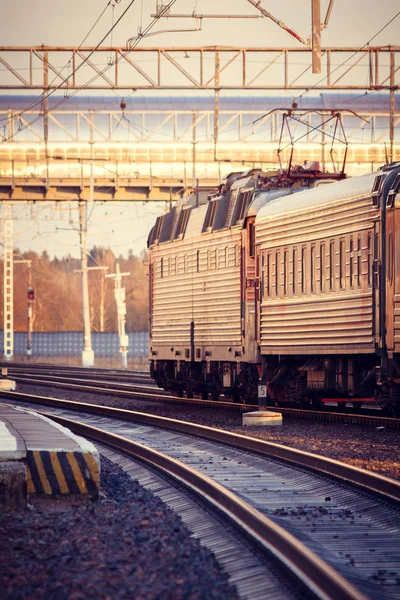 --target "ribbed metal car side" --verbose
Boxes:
[256,181,380,356]
[150,227,242,362]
